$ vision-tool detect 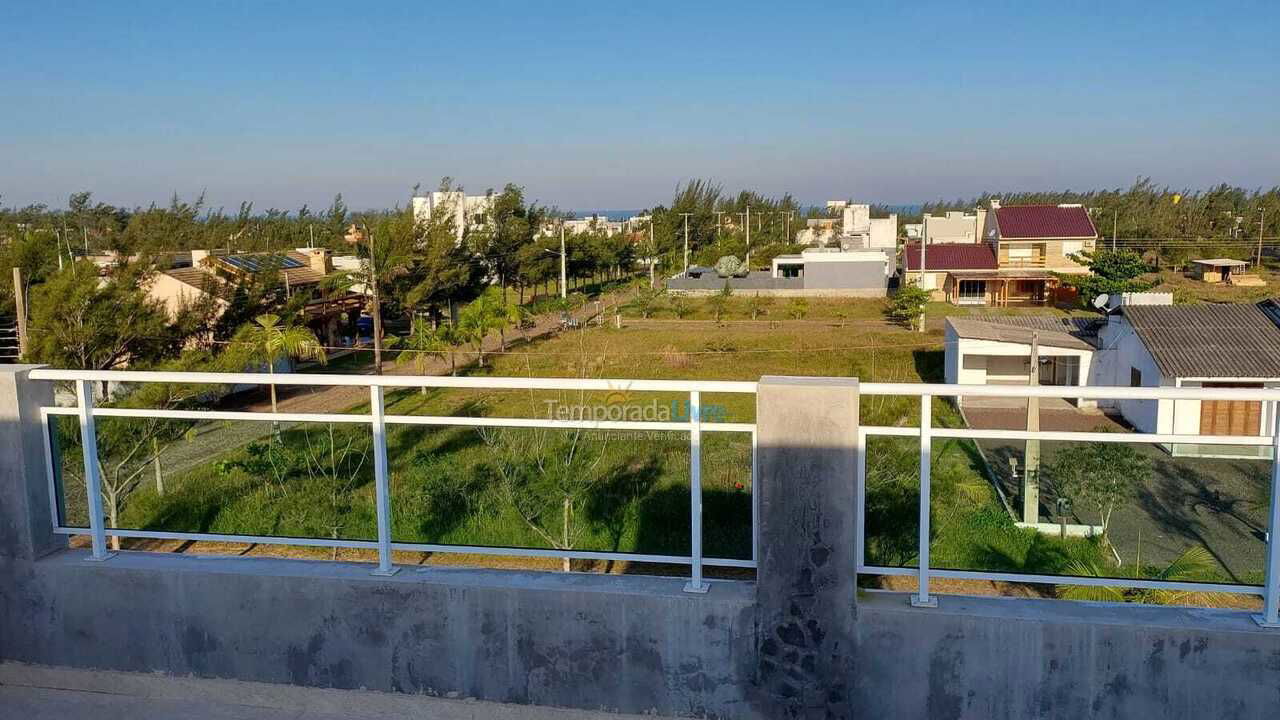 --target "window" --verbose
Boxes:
[1130,367,1142,387]
[957,279,986,303]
